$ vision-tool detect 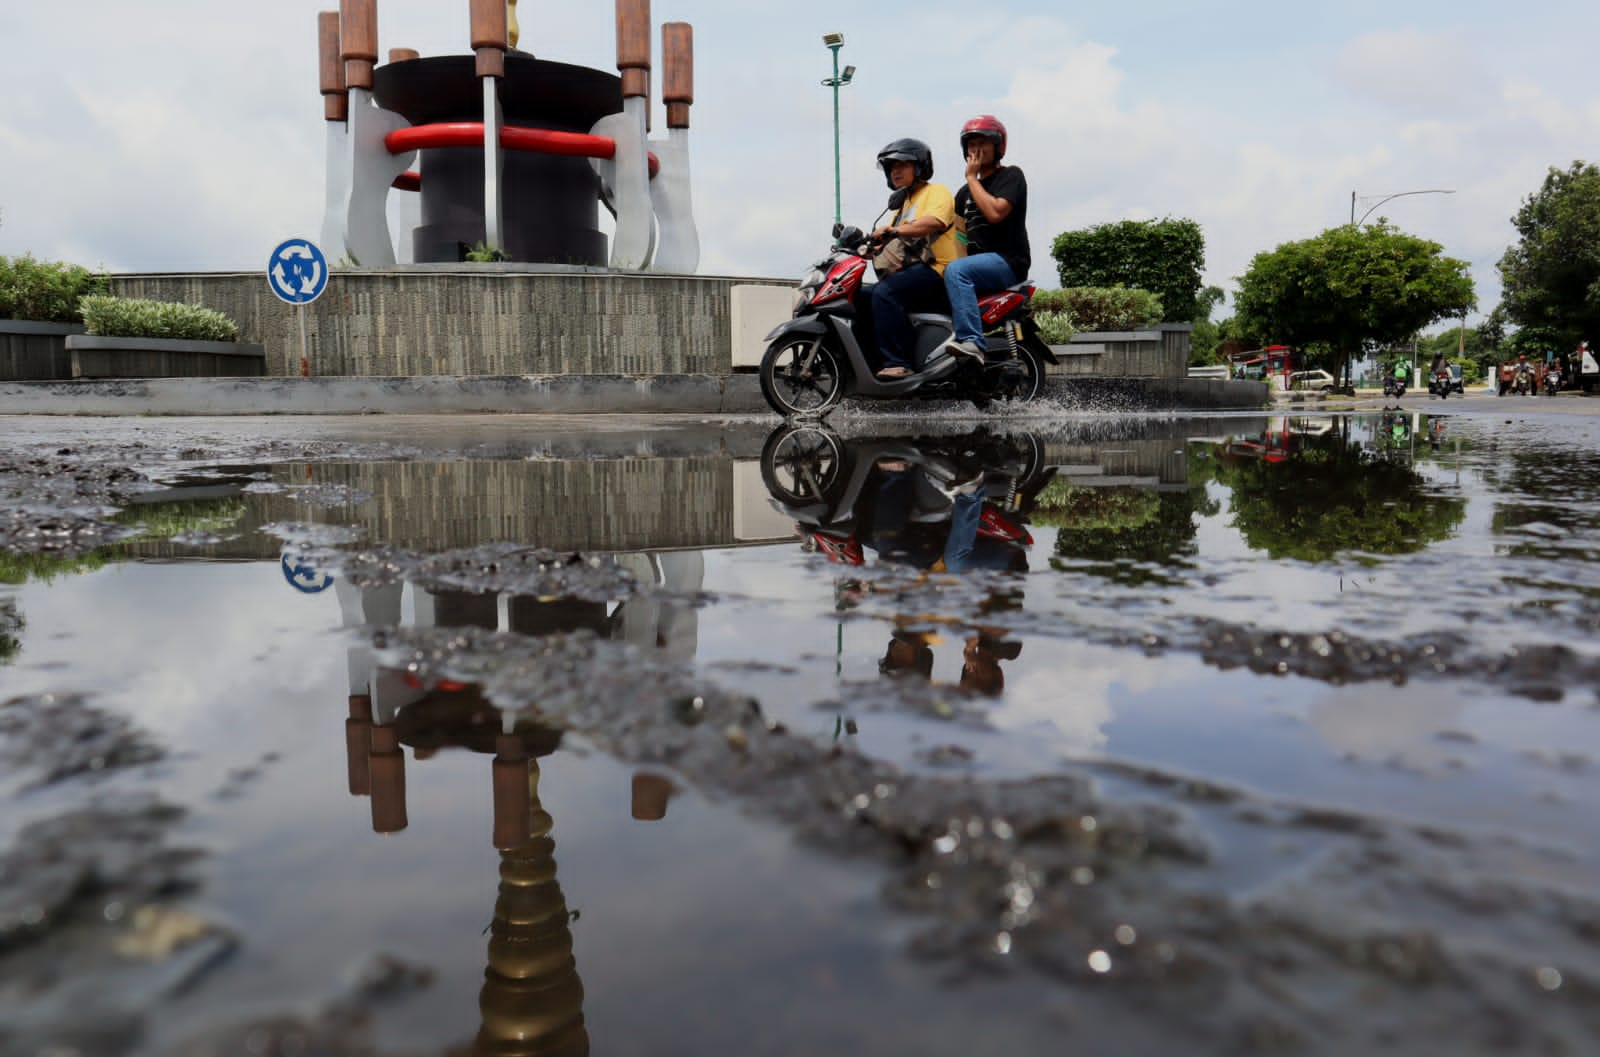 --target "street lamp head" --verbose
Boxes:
[840,65,855,83]
[822,31,844,47]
